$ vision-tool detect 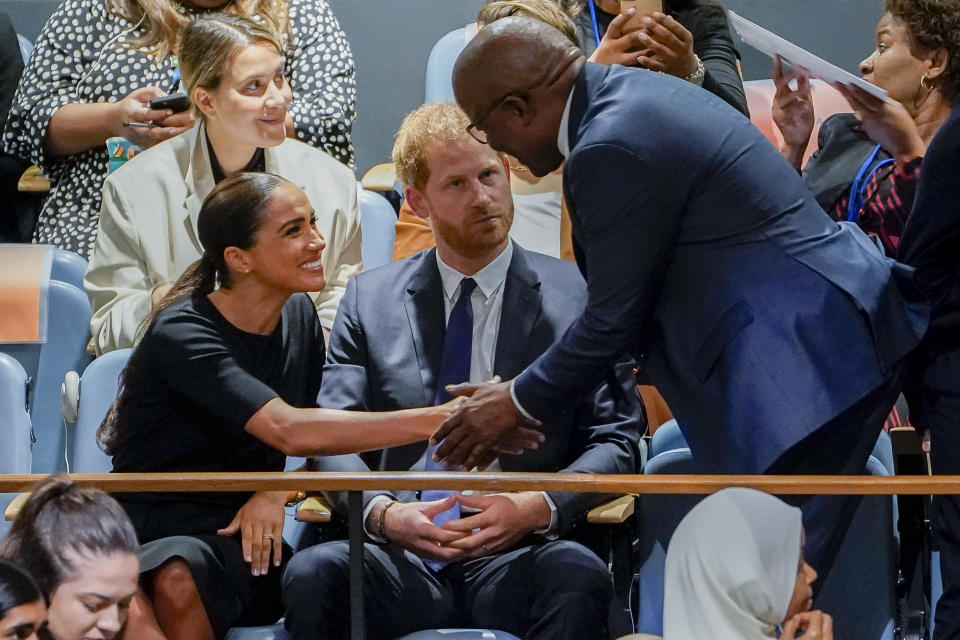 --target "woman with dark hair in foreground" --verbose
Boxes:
[0,475,140,640]
[100,172,541,639]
